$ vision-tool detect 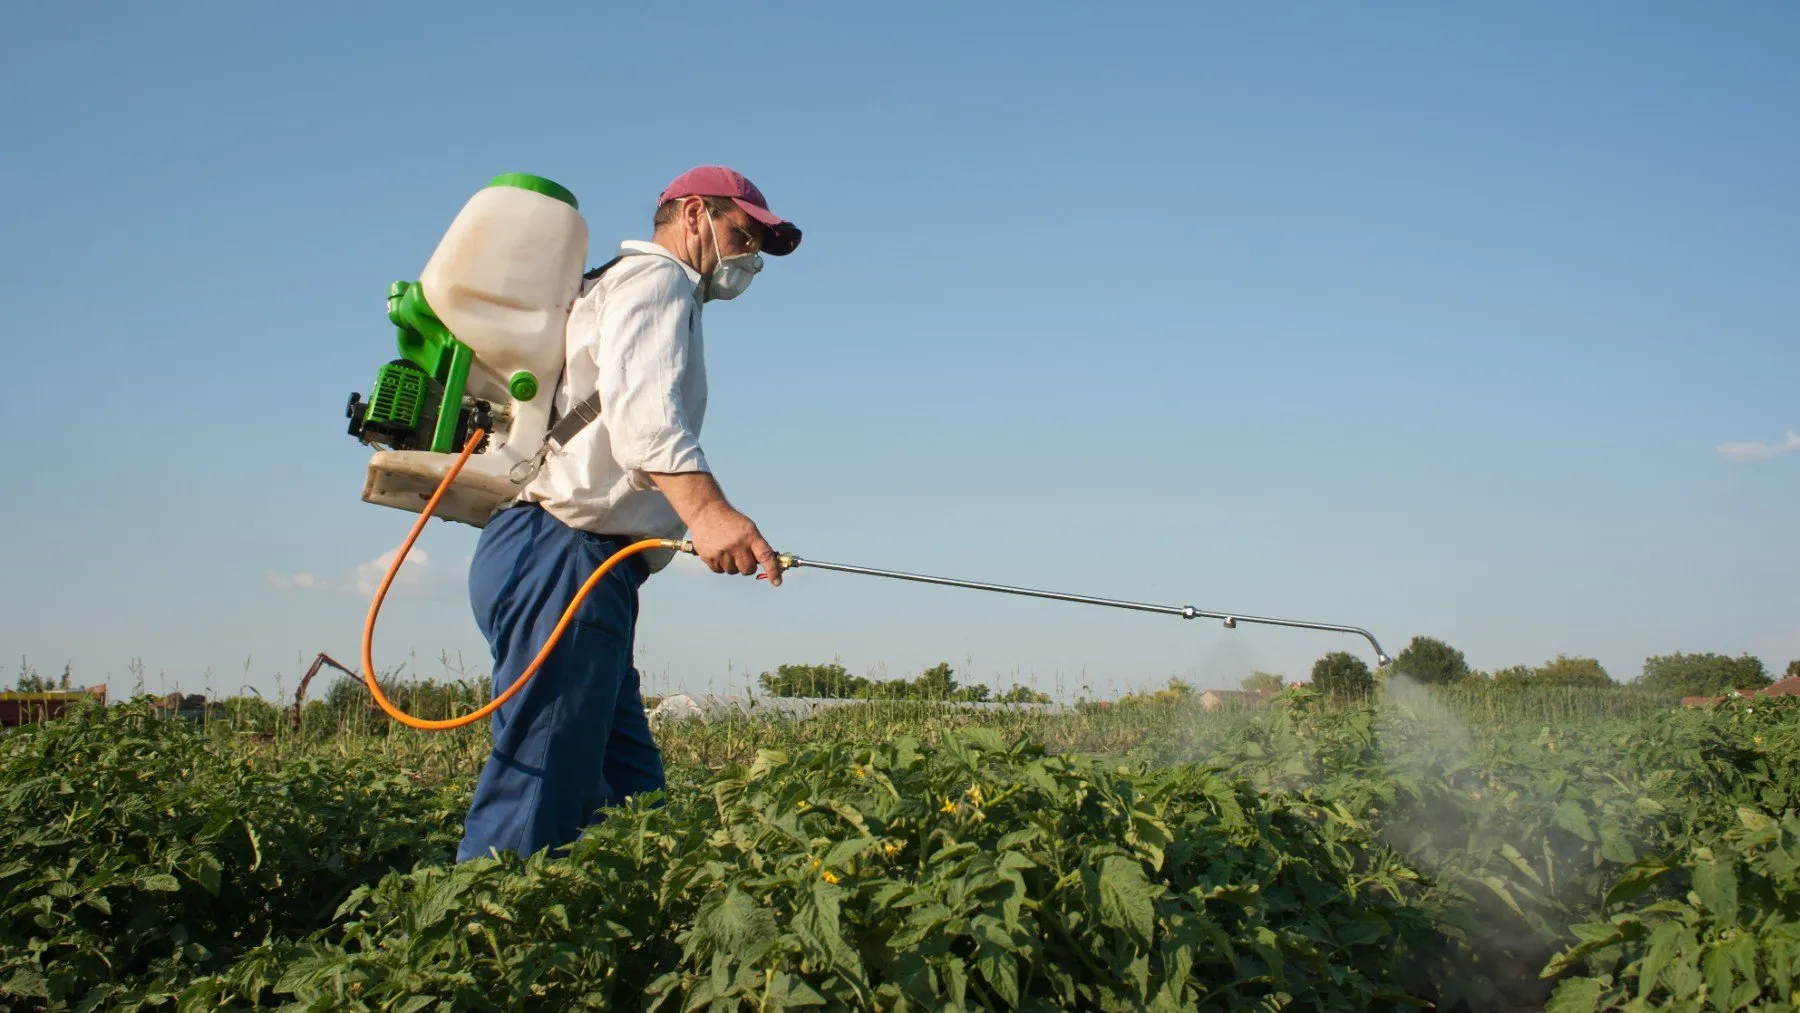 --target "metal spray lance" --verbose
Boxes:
[725,546,1393,668]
